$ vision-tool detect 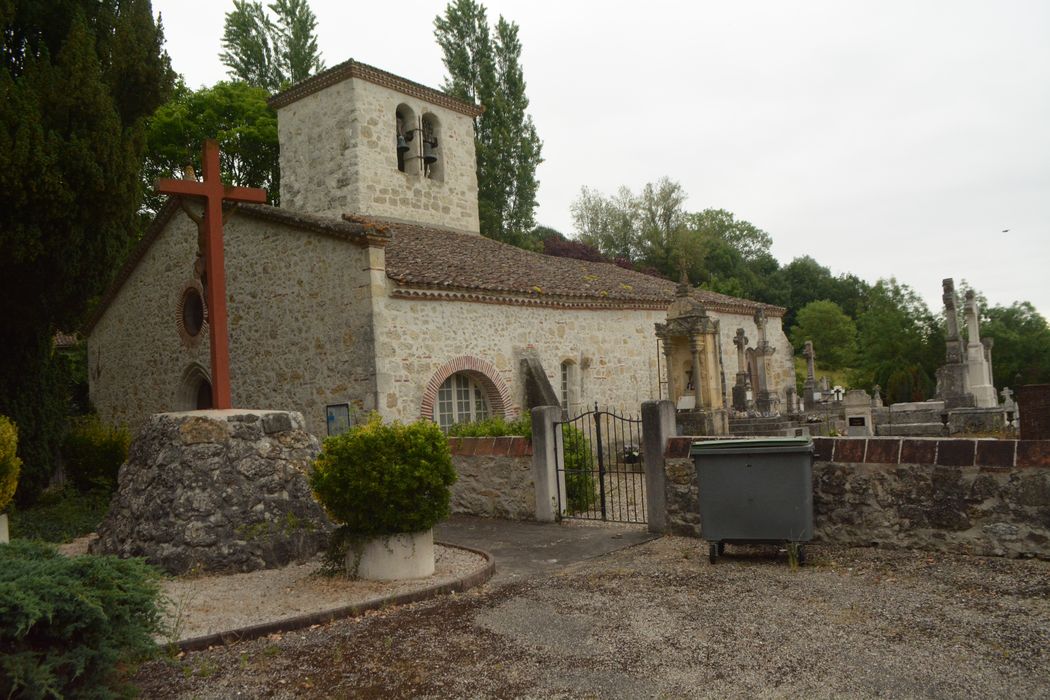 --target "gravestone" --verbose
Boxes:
[751,308,776,414]
[802,340,818,407]
[963,290,997,408]
[843,389,873,436]
[731,328,750,412]
[92,410,331,574]
[935,278,975,409]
